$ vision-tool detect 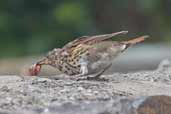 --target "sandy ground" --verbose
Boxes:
[0,59,170,114]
